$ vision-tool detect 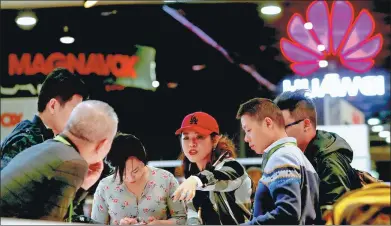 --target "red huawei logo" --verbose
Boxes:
[280,1,383,76]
